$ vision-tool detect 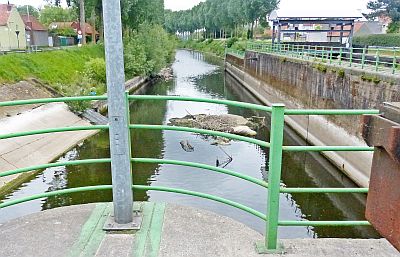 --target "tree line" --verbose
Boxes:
[164,0,279,39]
